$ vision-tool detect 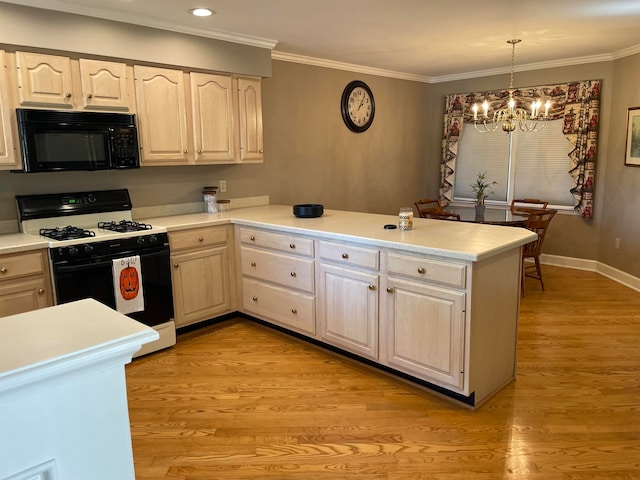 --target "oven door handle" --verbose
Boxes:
[54,249,169,273]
